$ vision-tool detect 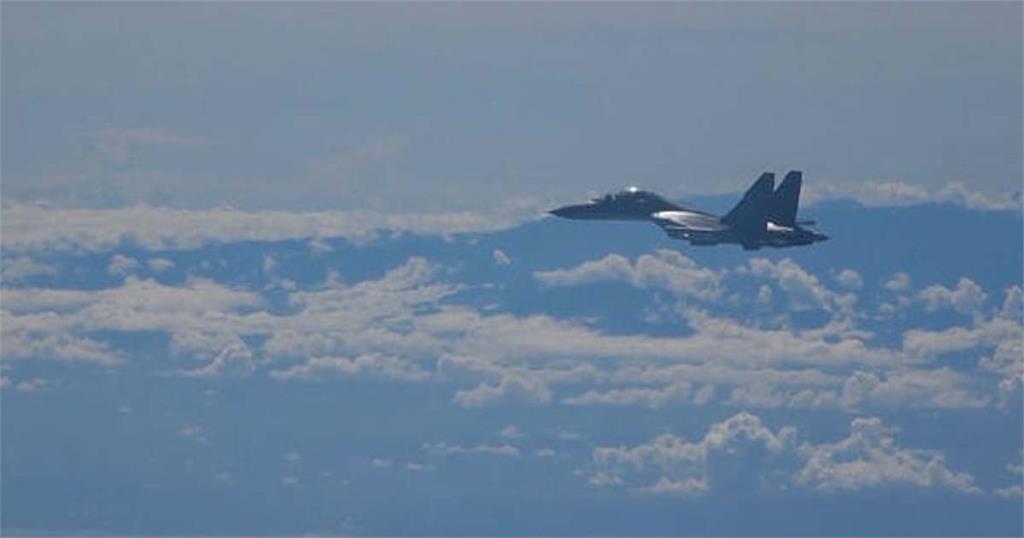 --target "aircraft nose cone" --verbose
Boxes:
[550,205,584,218]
